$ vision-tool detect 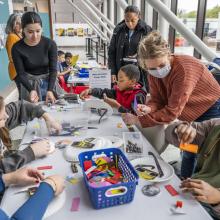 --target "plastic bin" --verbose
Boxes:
[78,148,139,209]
